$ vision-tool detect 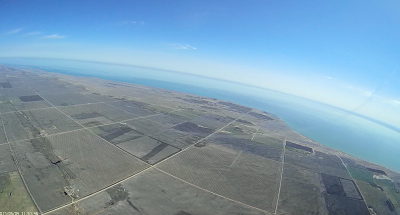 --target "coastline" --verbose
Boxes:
[2,61,400,173]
